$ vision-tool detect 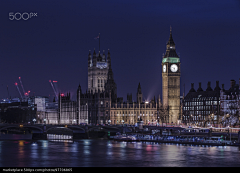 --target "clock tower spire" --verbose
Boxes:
[162,27,181,124]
